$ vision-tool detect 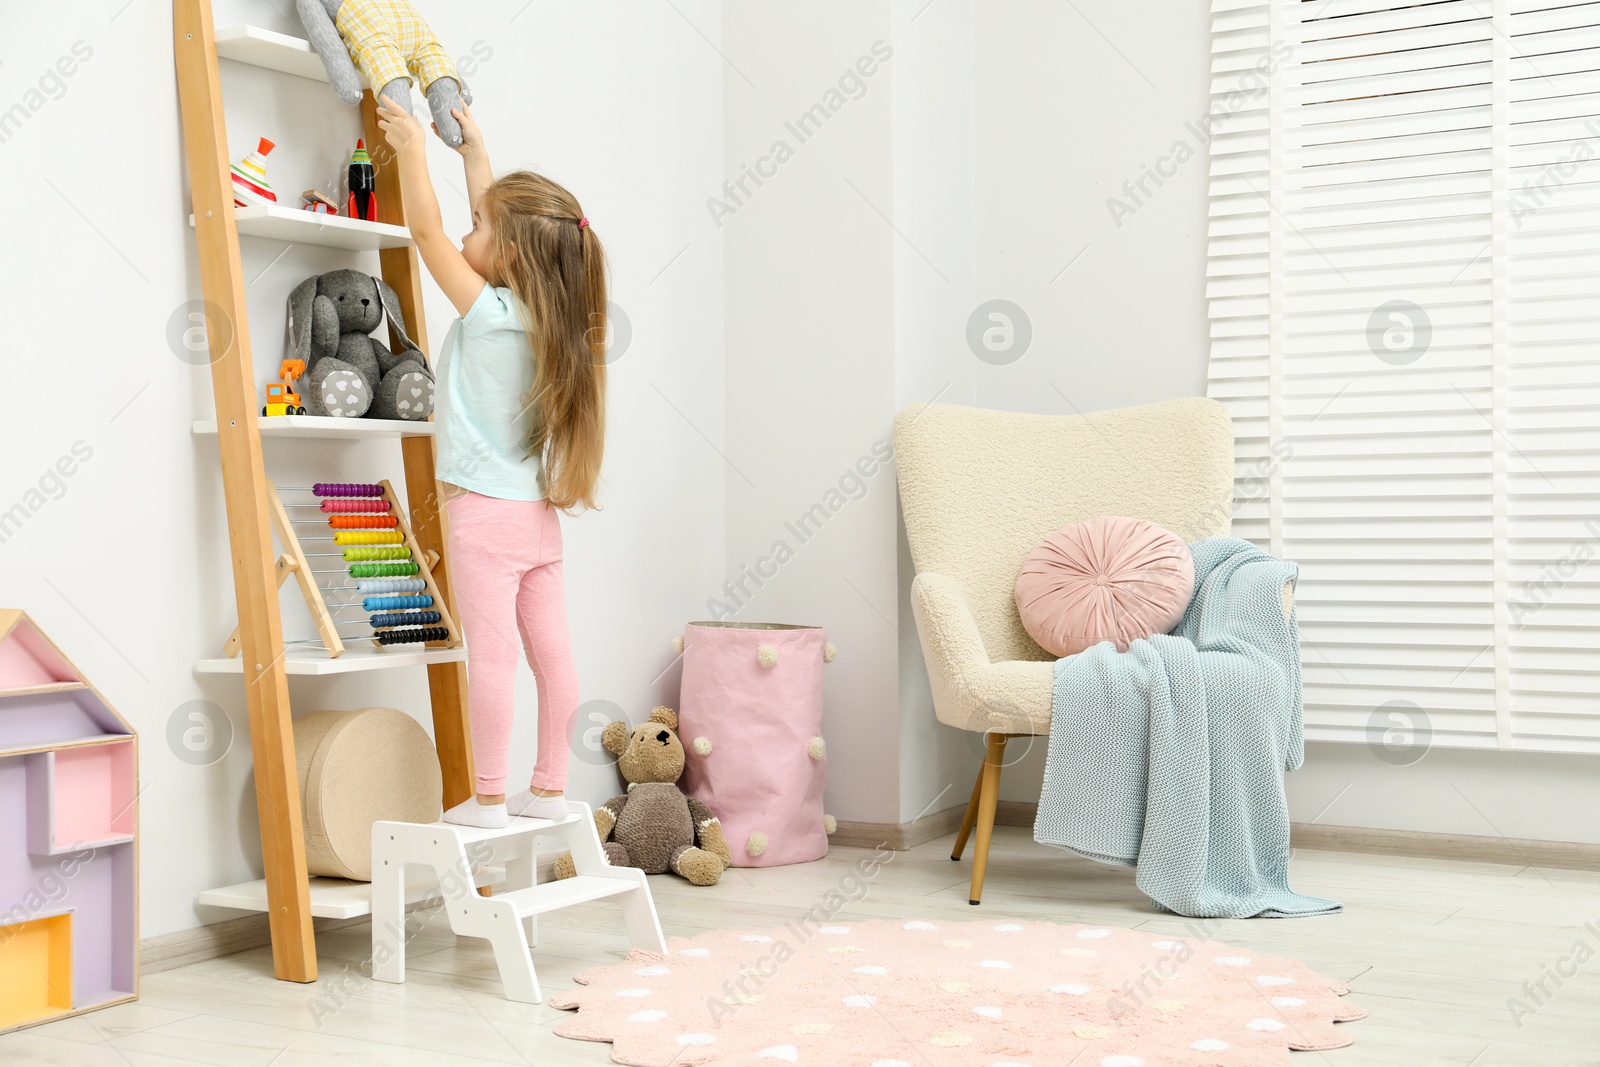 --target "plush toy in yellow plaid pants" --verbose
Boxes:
[297,0,474,148]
